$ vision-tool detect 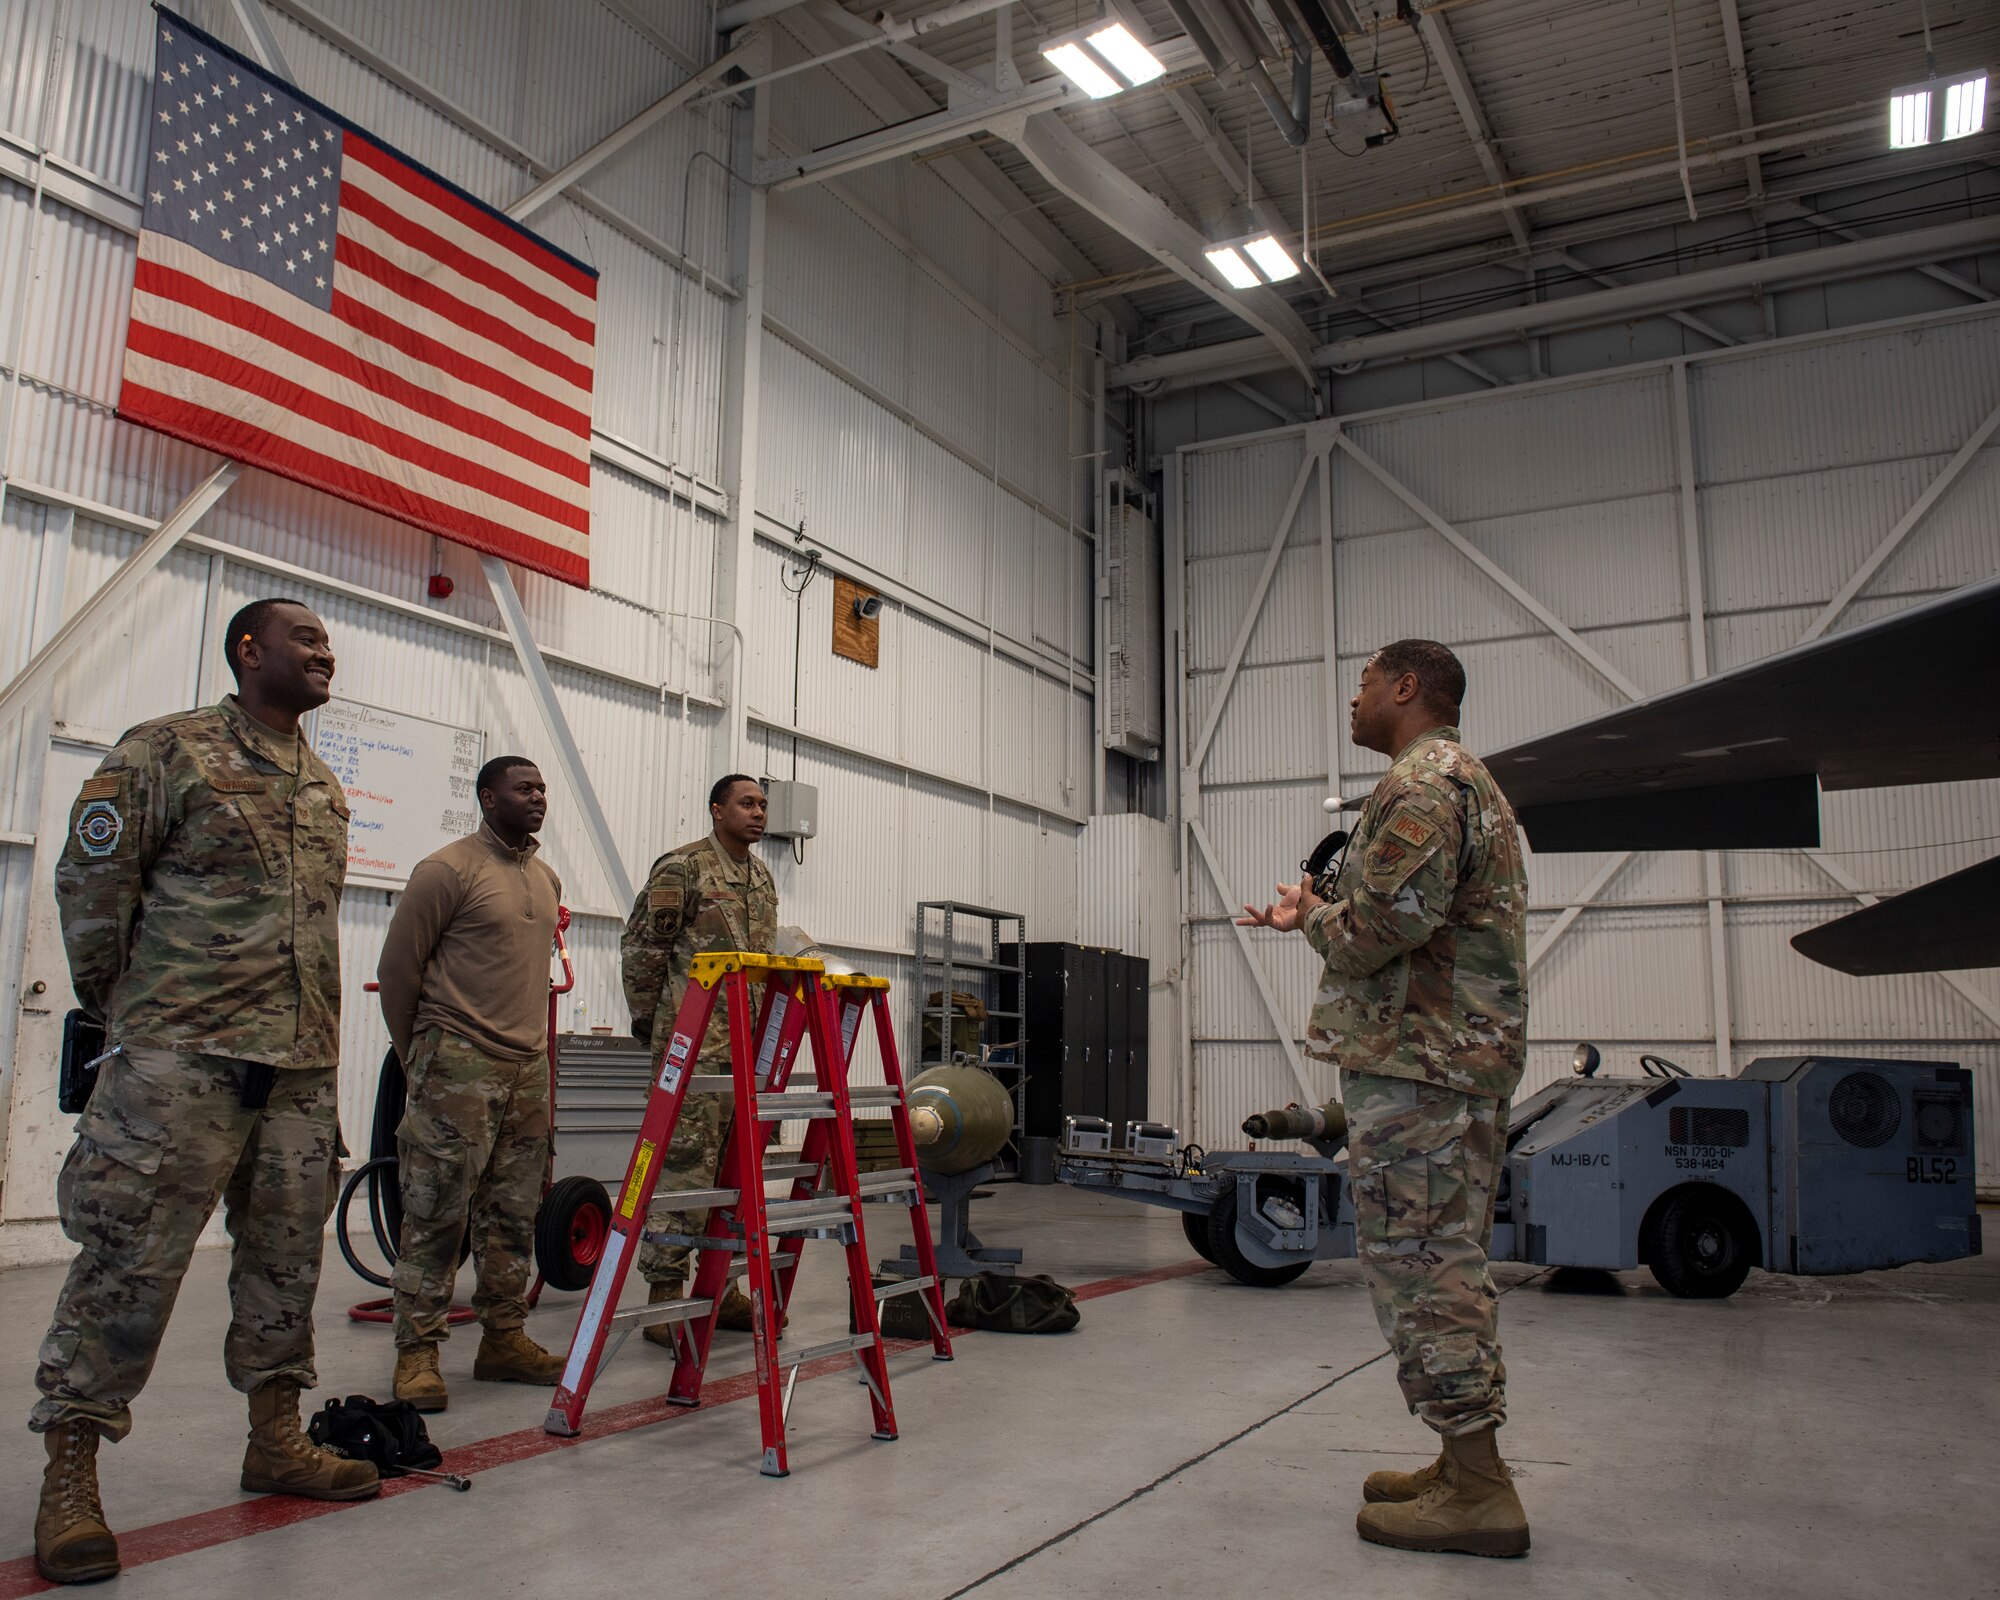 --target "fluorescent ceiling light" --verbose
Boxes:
[1086,23,1165,87]
[1888,69,1988,148]
[1206,232,1308,290]
[1043,39,1122,98]
[1243,234,1302,282]
[1942,71,1987,140]
[1204,246,1261,290]
[1889,87,1932,147]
